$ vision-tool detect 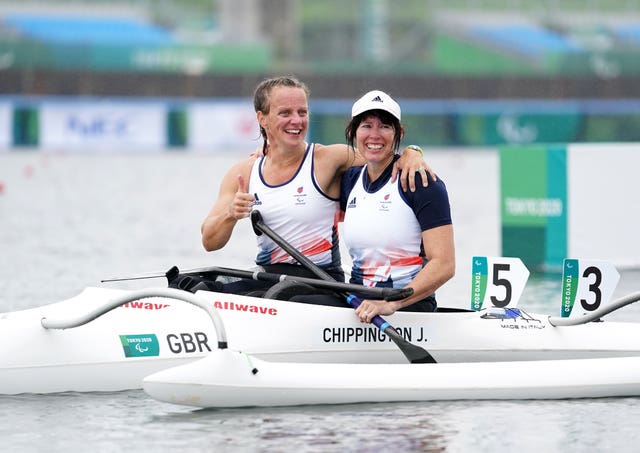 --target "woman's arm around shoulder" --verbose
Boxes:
[312,143,358,198]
